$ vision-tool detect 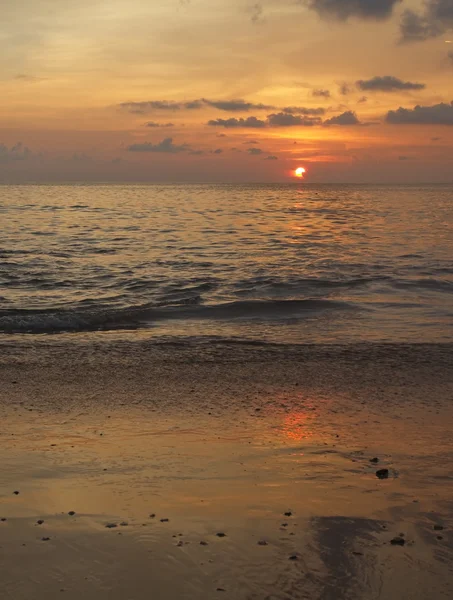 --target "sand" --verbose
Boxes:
[1,339,452,599]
